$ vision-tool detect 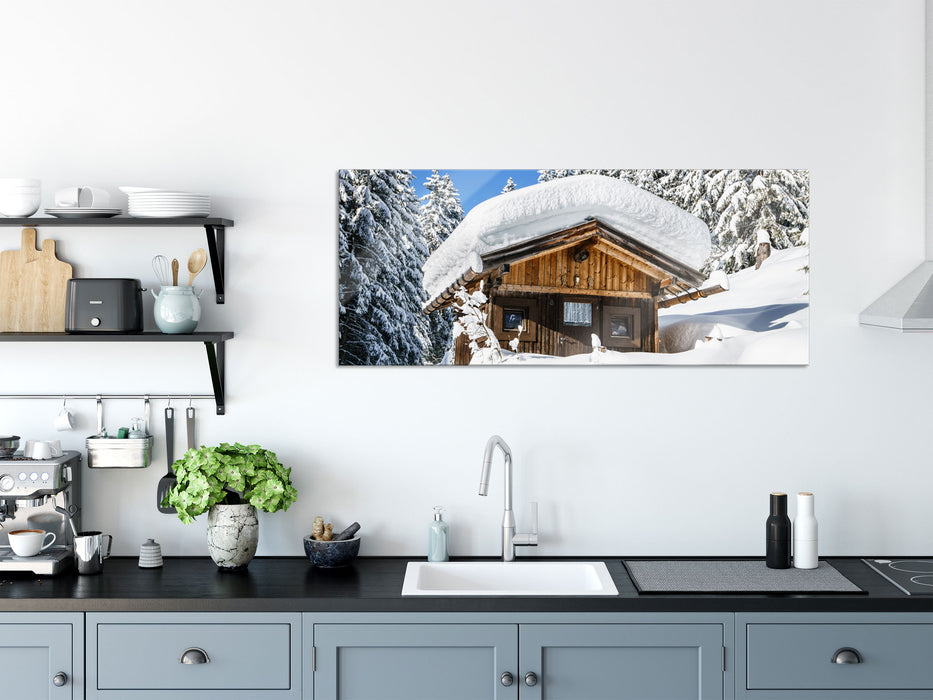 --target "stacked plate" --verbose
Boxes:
[122,187,211,218]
